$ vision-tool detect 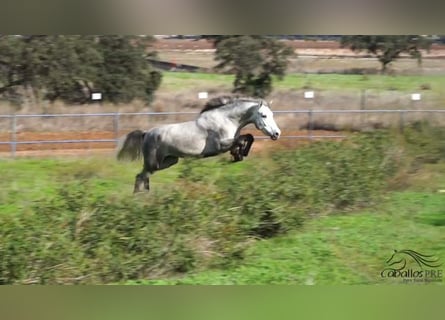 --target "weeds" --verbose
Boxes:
[1,127,443,284]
